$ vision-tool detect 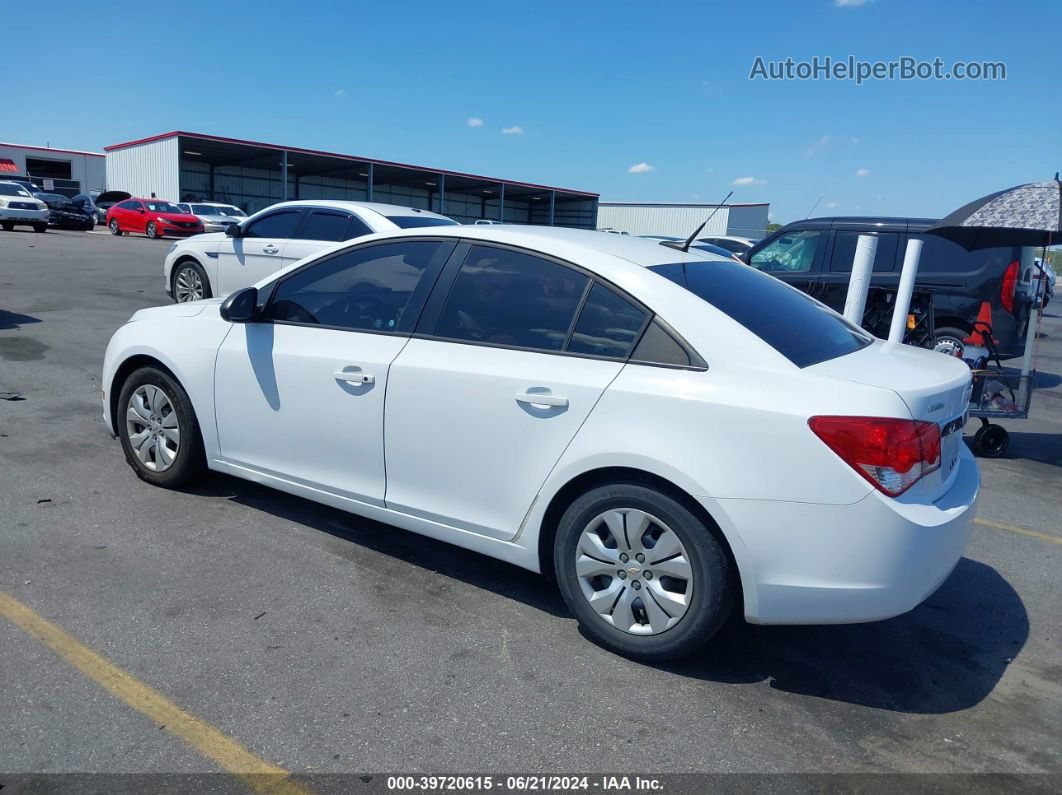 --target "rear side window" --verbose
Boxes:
[434,245,588,351]
[911,234,1014,276]
[386,215,459,229]
[655,260,872,367]
[297,210,353,243]
[829,231,899,273]
[116,200,140,210]
[568,283,647,358]
[243,210,301,239]
[630,321,694,367]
